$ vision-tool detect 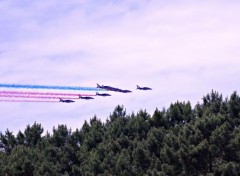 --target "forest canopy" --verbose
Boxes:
[1,90,240,176]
